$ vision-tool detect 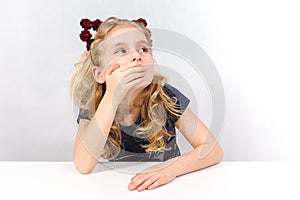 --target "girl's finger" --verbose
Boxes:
[131,173,142,181]
[136,176,160,192]
[146,178,162,190]
[118,63,144,72]
[107,64,120,75]
[122,66,146,78]
[123,71,145,85]
[128,173,153,191]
